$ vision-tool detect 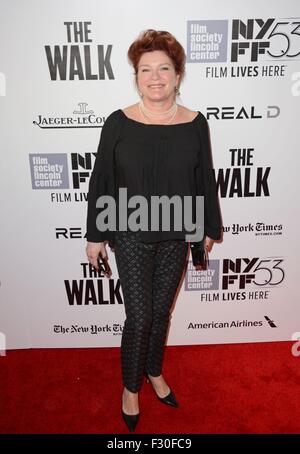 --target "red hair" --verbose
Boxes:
[128,29,186,83]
